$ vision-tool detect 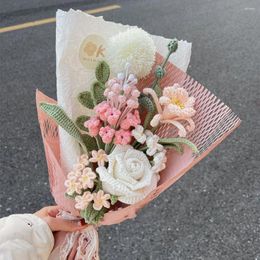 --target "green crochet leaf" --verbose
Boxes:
[75,115,90,131]
[143,110,155,129]
[93,207,107,224]
[65,192,78,199]
[159,137,199,154]
[78,91,94,109]
[82,134,98,152]
[39,103,84,147]
[92,81,106,104]
[81,203,107,225]
[95,61,110,84]
[139,94,155,112]
[154,84,162,97]
[163,143,184,154]
[80,204,95,224]
[110,195,118,205]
